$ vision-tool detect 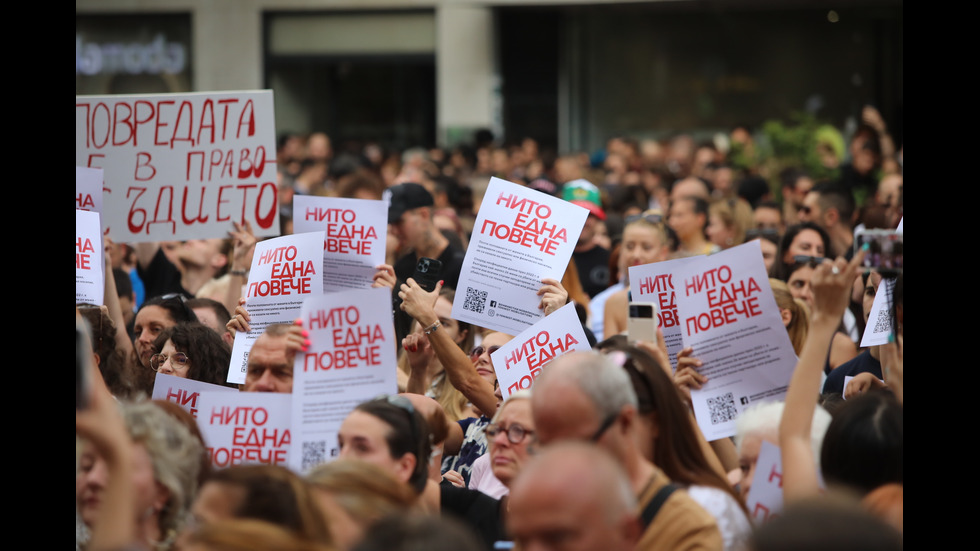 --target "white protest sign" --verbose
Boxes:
[76,166,104,213]
[198,391,292,468]
[292,195,387,292]
[452,177,588,335]
[675,240,798,441]
[228,232,324,384]
[151,373,237,418]
[76,209,105,306]
[491,302,592,398]
[75,90,280,242]
[289,287,398,474]
[628,256,700,370]
[745,440,784,524]
[860,219,902,348]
